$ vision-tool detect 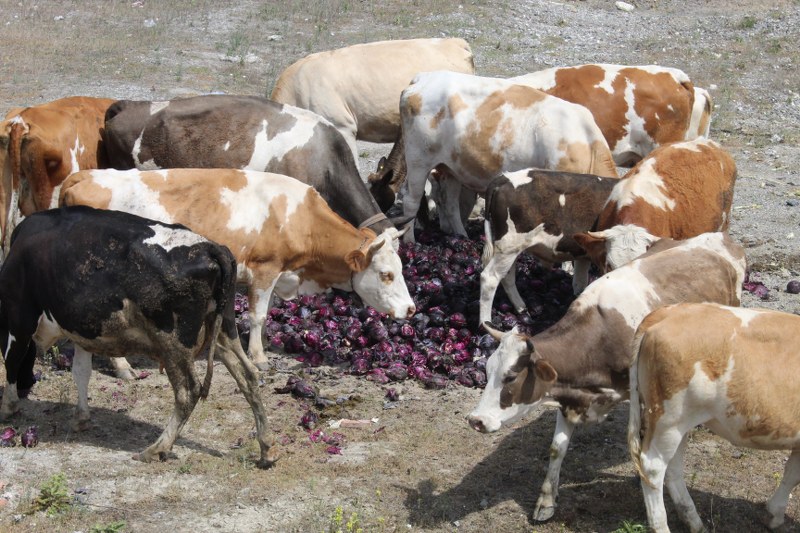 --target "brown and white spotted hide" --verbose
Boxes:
[59,168,415,369]
[511,64,713,166]
[629,303,800,532]
[574,138,737,273]
[467,232,745,522]
[102,94,394,235]
[479,169,618,325]
[271,37,475,162]
[399,71,618,239]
